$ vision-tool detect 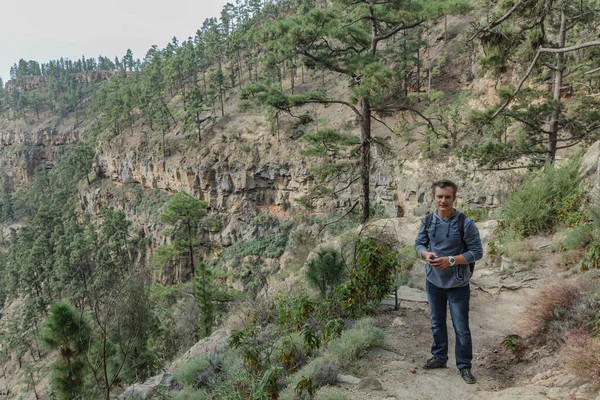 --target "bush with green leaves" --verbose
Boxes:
[274,293,343,341]
[338,236,399,317]
[503,155,582,236]
[279,358,339,400]
[462,207,488,222]
[174,344,243,391]
[224,233,288,259]
[305,247,347,298]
